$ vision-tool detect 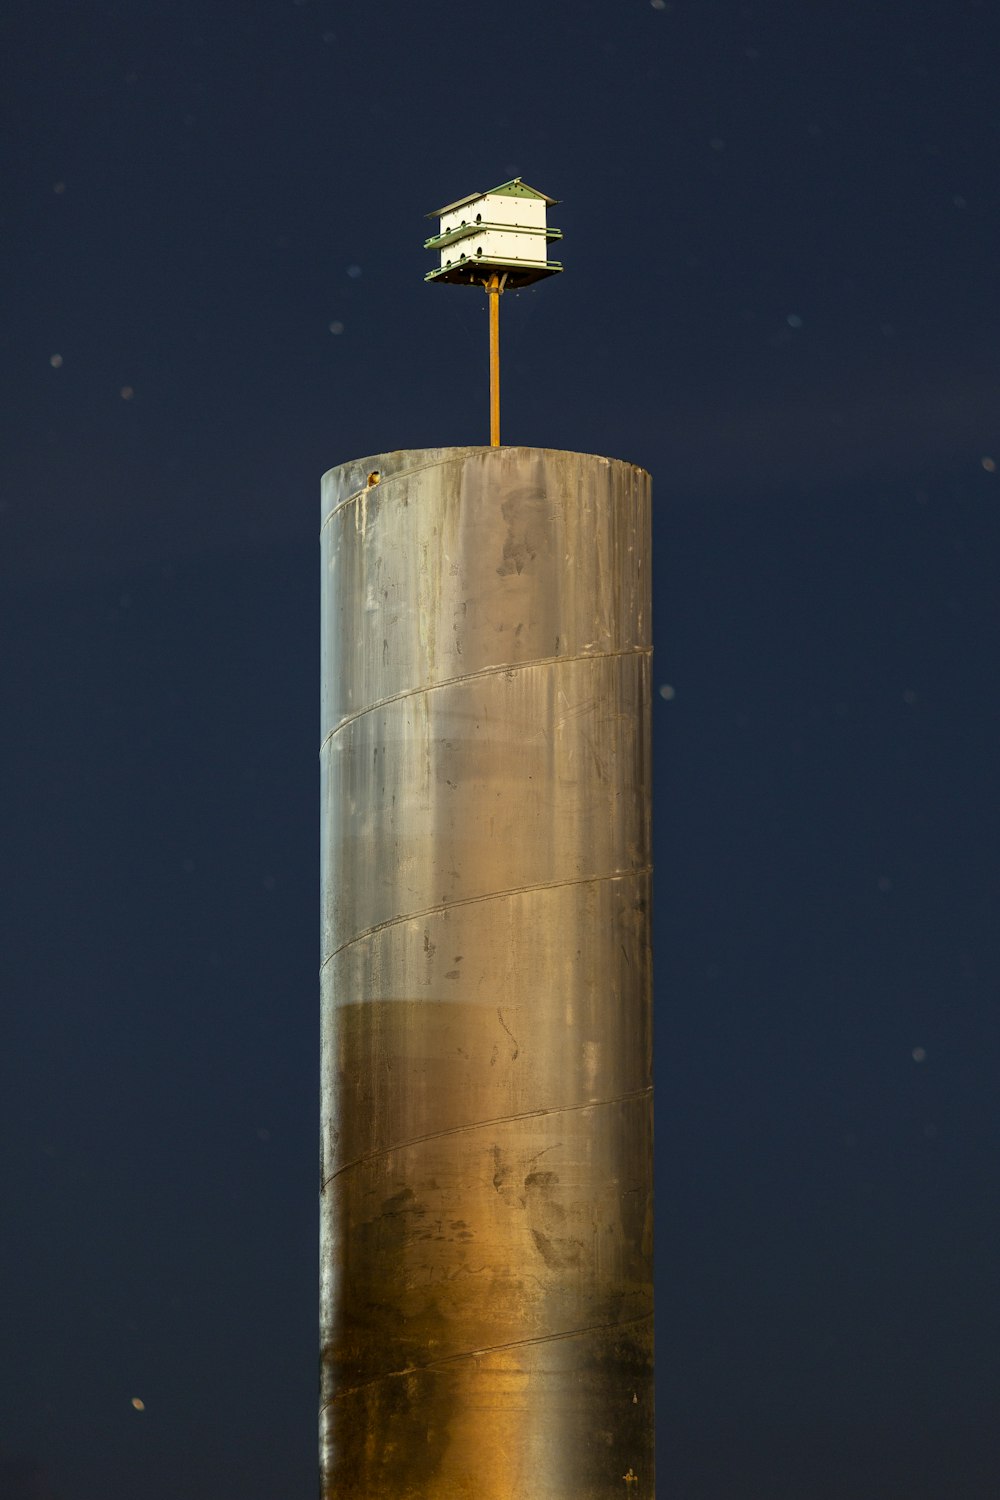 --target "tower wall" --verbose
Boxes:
[320,446,654,1498]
